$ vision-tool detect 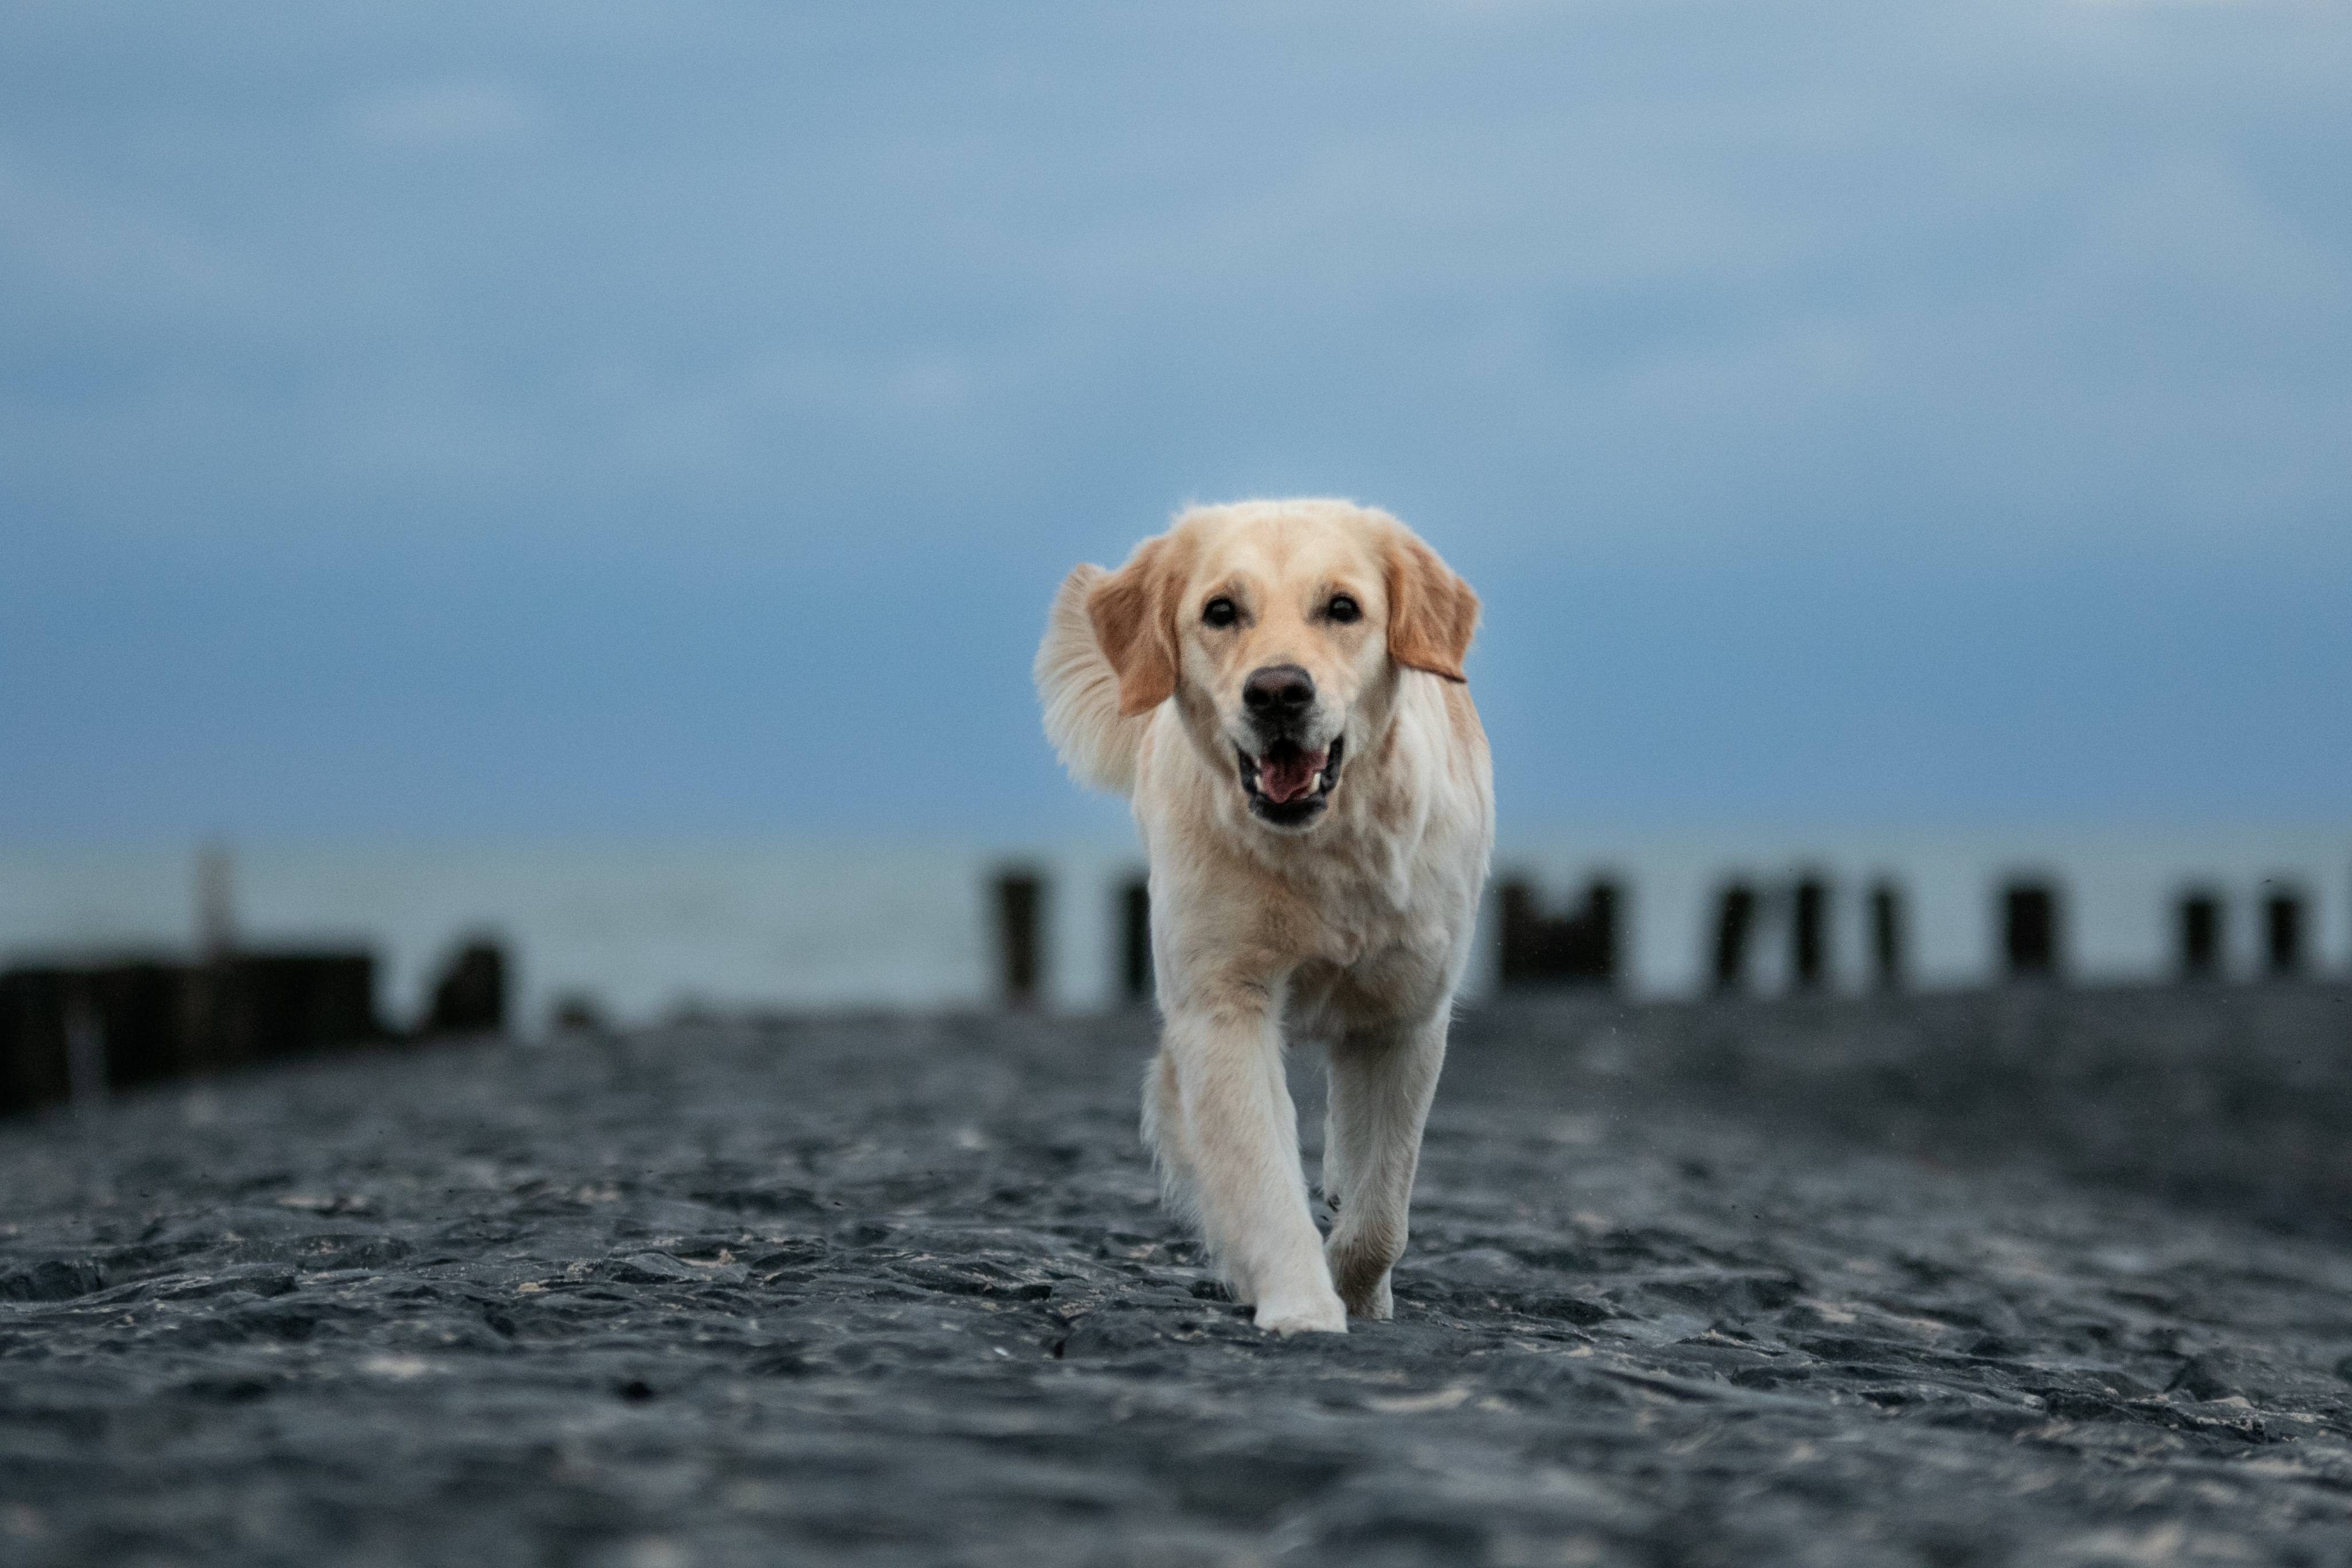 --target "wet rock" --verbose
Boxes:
[601,1251,703,1285]
[0,1259,105,1302]
[2169,1347,2351,1413]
